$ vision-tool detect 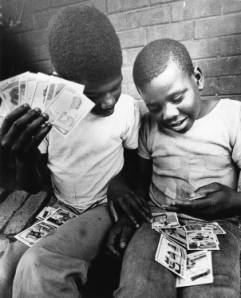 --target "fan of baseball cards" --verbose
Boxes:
[0,72,95,135]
